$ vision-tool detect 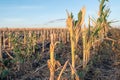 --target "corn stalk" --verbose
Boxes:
[27,31,31,55]
[8,31,11,48]
[66,7,86,79]
[82,15,104,69]
[57,60,69,80]
[97,0,111,39]
[82,0,112,69]
[32,31,36,53]
[0,31,2,61]
[2,32,5,49]
[42,35,45,52]
[24,30,26,45]
[82,25,92,69]
[47,33,60,80]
